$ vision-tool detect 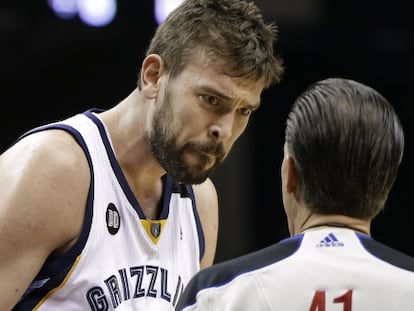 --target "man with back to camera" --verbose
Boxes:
[175,77,414,310]
[0,0,284,309]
